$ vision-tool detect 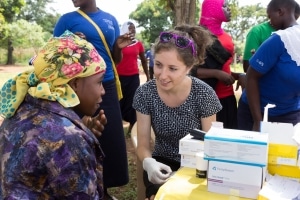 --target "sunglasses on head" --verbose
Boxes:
[159,32,196,56]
